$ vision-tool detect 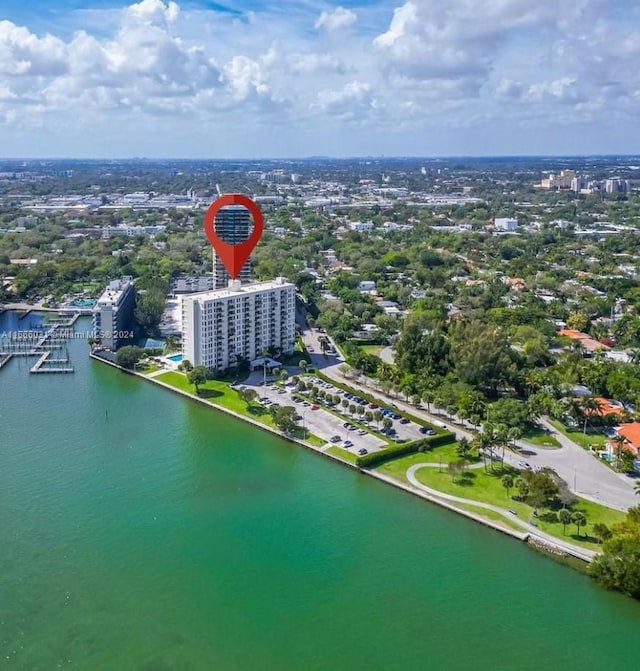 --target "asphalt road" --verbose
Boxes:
[297,319,639,512]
